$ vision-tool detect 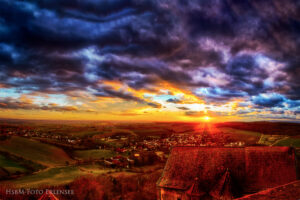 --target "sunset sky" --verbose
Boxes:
[0,0,299,122]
